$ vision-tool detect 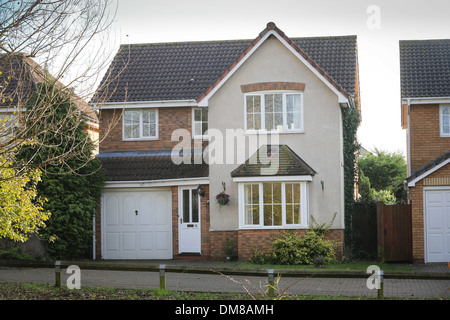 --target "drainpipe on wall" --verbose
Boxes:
[407,98,411,177]
[406,98,412,203]
[92,210,96,260]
